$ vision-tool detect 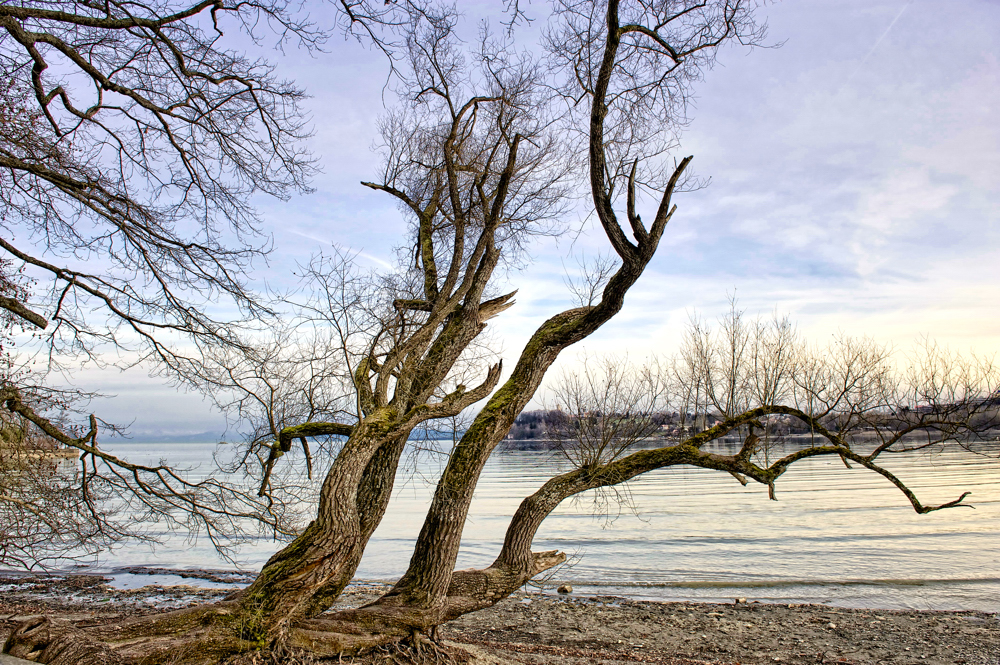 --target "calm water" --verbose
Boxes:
[71,440,1000,611]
